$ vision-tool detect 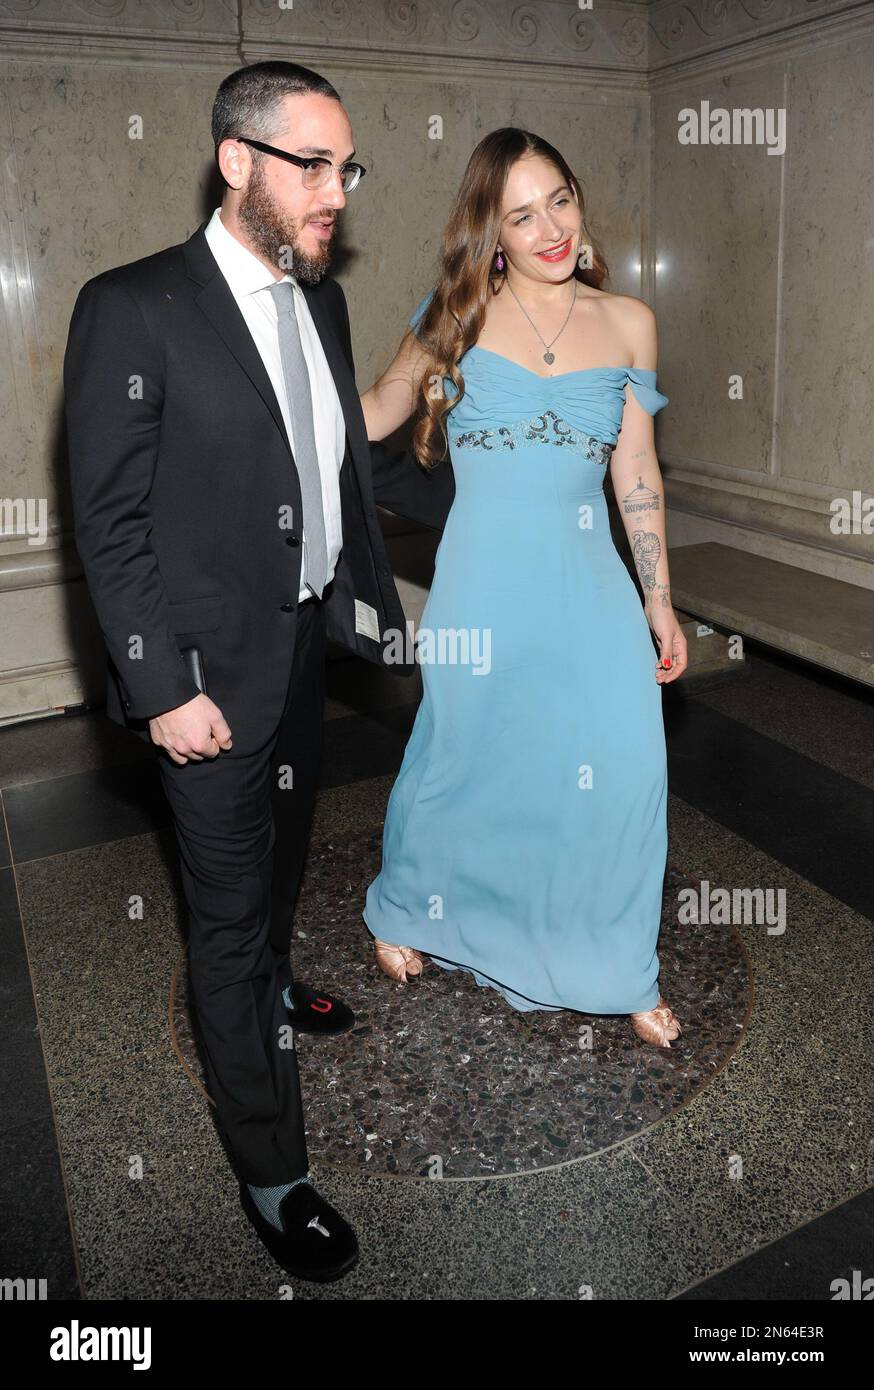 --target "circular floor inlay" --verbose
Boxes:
[171,826,751,1178]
